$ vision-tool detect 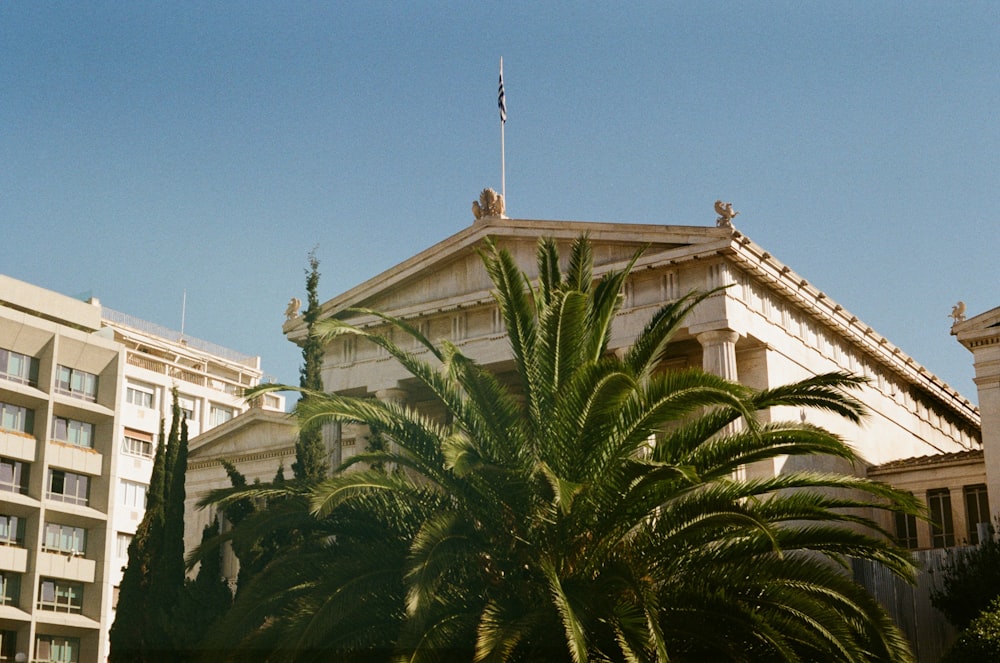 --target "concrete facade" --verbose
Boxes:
[285,218,980,486]
[0,274,281,663]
